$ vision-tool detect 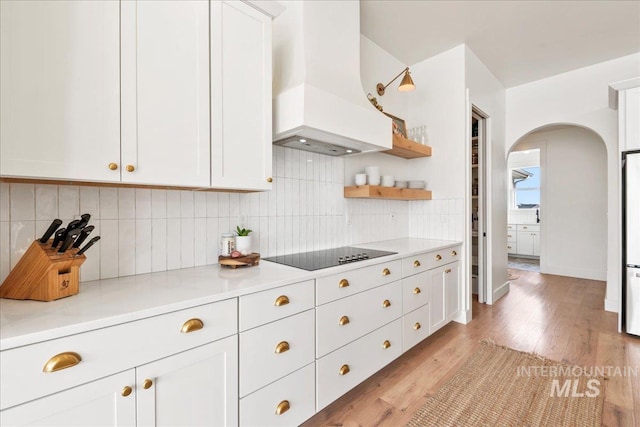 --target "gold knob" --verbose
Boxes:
[414,322,421,330]
[382,340,391,349]
[382,299,391,308]
[275,341,290,354]
[339,364,350,376]
[445,268,452,274]
[108,162,118,170]
[126,164,135,172]
[275,400,290,415]
[267,177,273,183]
[382,268,390,276]
[435,254,442,261]
[274,295,290,306]
[451,250,457,256]
[507,246,512,249]
[413,260,421,267]
[523,226,528,229]
[43,352,82,373]
[121,386,133,397]
[507,234,512,238]
[339,315,350,326]
[180,318,204,333]
[413,287,421,294]
[338,279,349,288]
[143,379,153,389]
